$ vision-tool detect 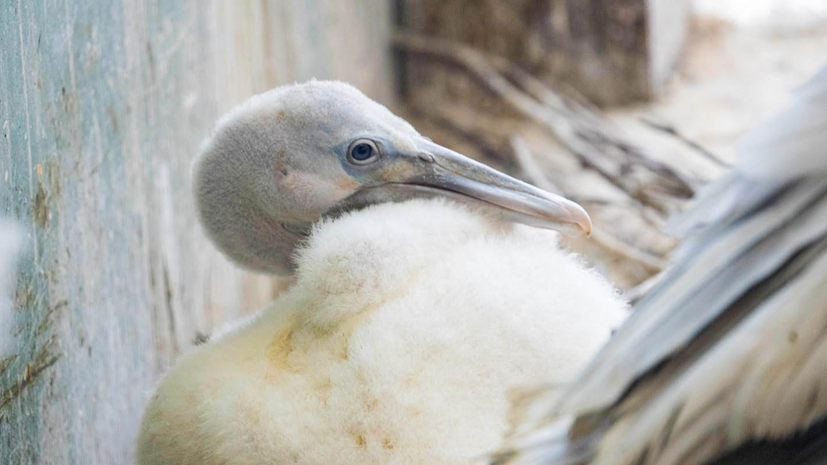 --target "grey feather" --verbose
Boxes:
[558,179,827,415]
[497,64,827,465]
[709,417,827,465]
[738,64,827,181]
